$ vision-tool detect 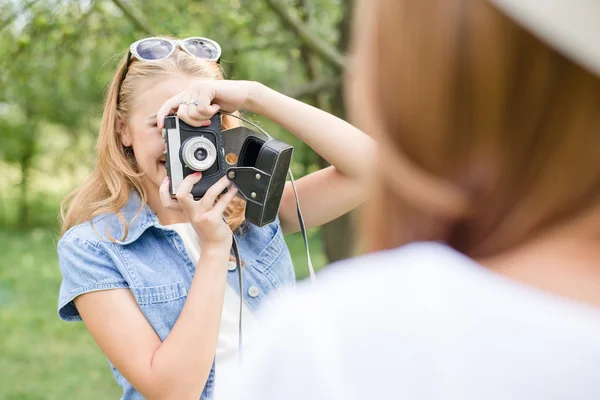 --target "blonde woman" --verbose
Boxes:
[57,37,374,400]
[234,0,600,399]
